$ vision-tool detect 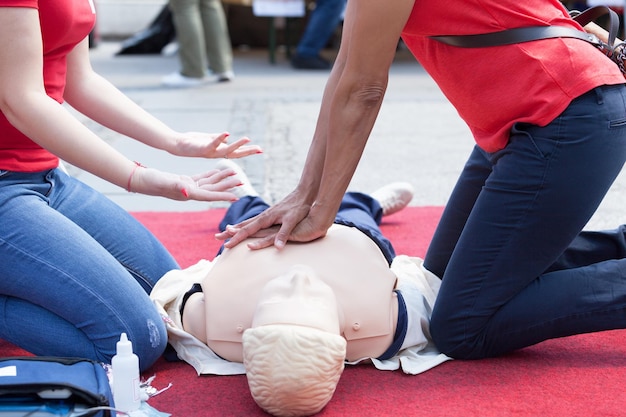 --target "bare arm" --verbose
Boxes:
[219,0,416,249]
[64,41,262,160]
[583,21,623,45]
[0,8,132,186]
[0,7,257,202]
